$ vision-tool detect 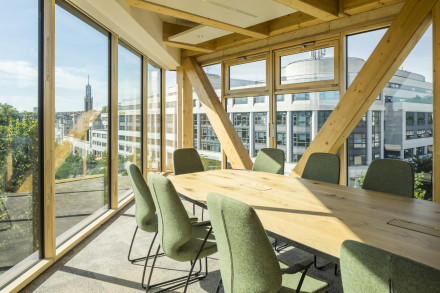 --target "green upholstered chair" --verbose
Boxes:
[207,193,329,293]
[302,153,340,184]
[173,148,206,218]
[362,159,414,198]
[173,148,205,175]
[147,172,217,292]
[125,162,197,289]
[340,240,440,293]
[252,148,285,175]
